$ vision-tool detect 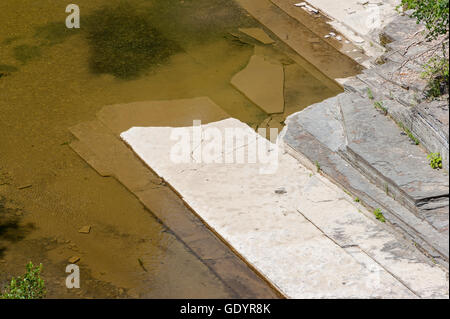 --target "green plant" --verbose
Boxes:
[421,55,449,98]
[373,208,386,223]
[427,152,443,169]
[367,87,374,100]
[1,262,46,299]
[374,101,388,115]
[400,0,449,40]
[315,161,321,172]
[354,197,360,203]
[397,122,420,145]
[400,1,449,97]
